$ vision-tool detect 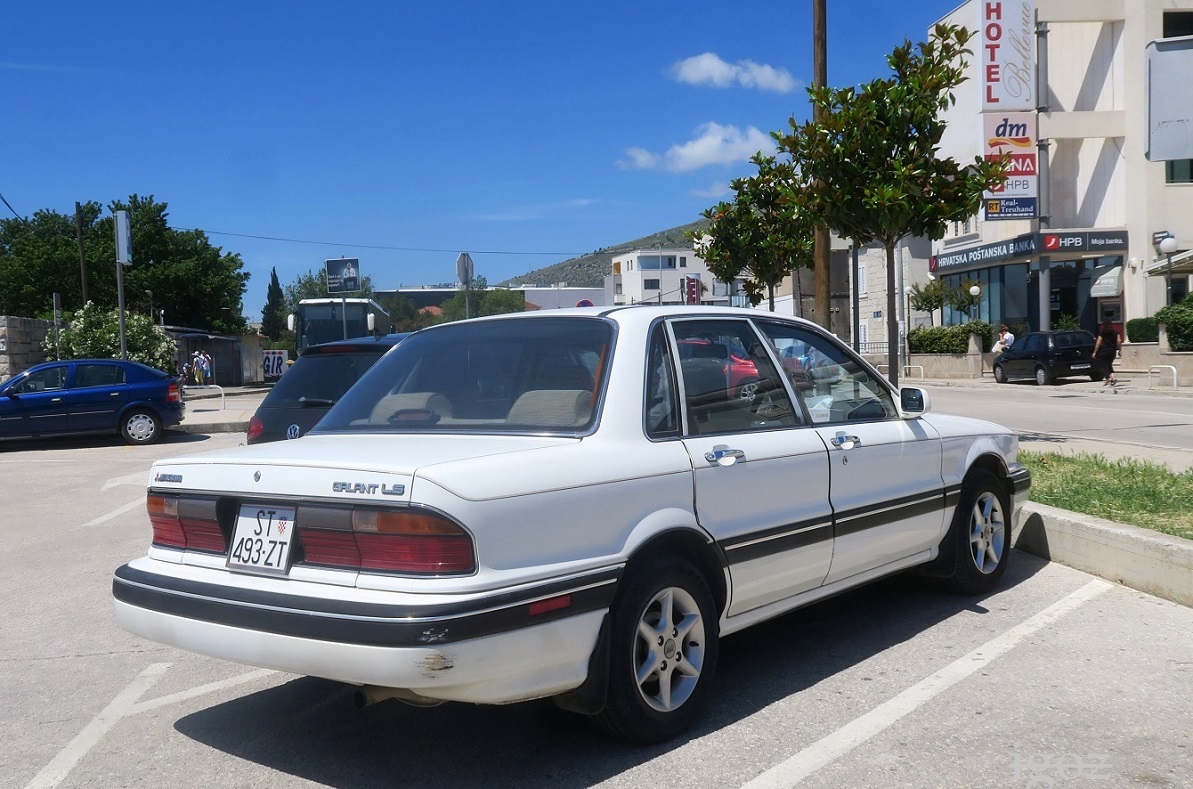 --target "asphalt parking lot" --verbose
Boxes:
[2,421,1191,788]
